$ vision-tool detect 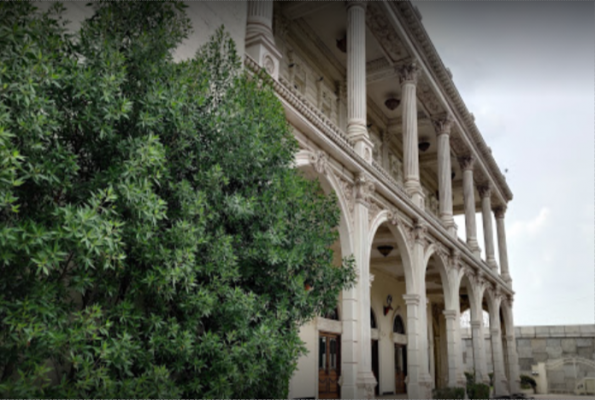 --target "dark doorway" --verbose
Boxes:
[318,332,341,399]
[371,339,380,396]
[394,343,407,394]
